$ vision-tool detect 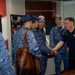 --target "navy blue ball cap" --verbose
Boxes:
[31,15,38,22]
[38,15,45,22]
[21,15,32,23]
